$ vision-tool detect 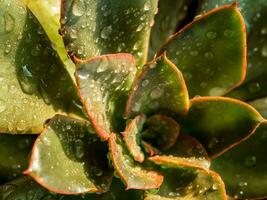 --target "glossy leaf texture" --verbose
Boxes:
[211,121,267,199]
[61,0,158,68]
[0,0,82,134]
[145,168,226,200]
[182,97,263,158]
[159,4,246,97]
[125,53,189,119]
[25,115,113,195]
[75,54,136,140]
[109,133,164,190]
[143,115,180,150]
[0,177,143,200]
[148,0,193,59]
[149,134,210,171]
[22,0,74,74]
[0,134,36,184]
[199,0,267,100]
[121,114,146,163]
